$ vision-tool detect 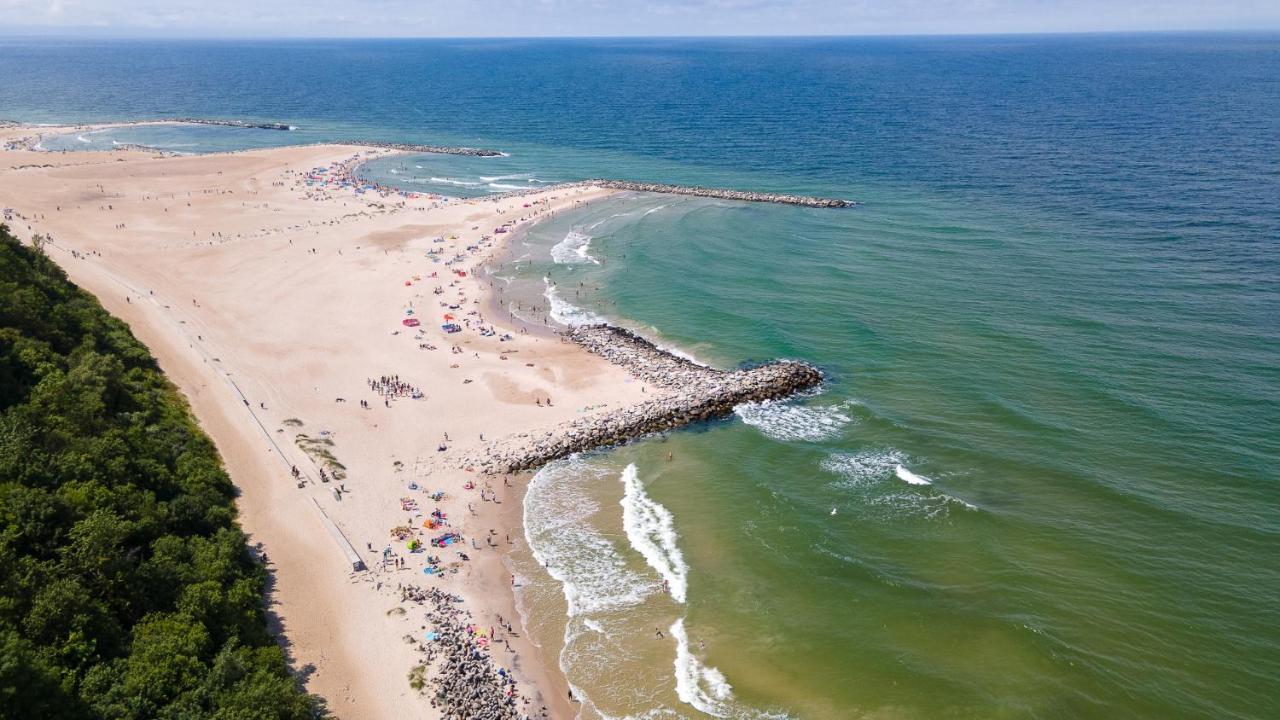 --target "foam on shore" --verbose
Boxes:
[524,459,653,617]
[544,280,607,326]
